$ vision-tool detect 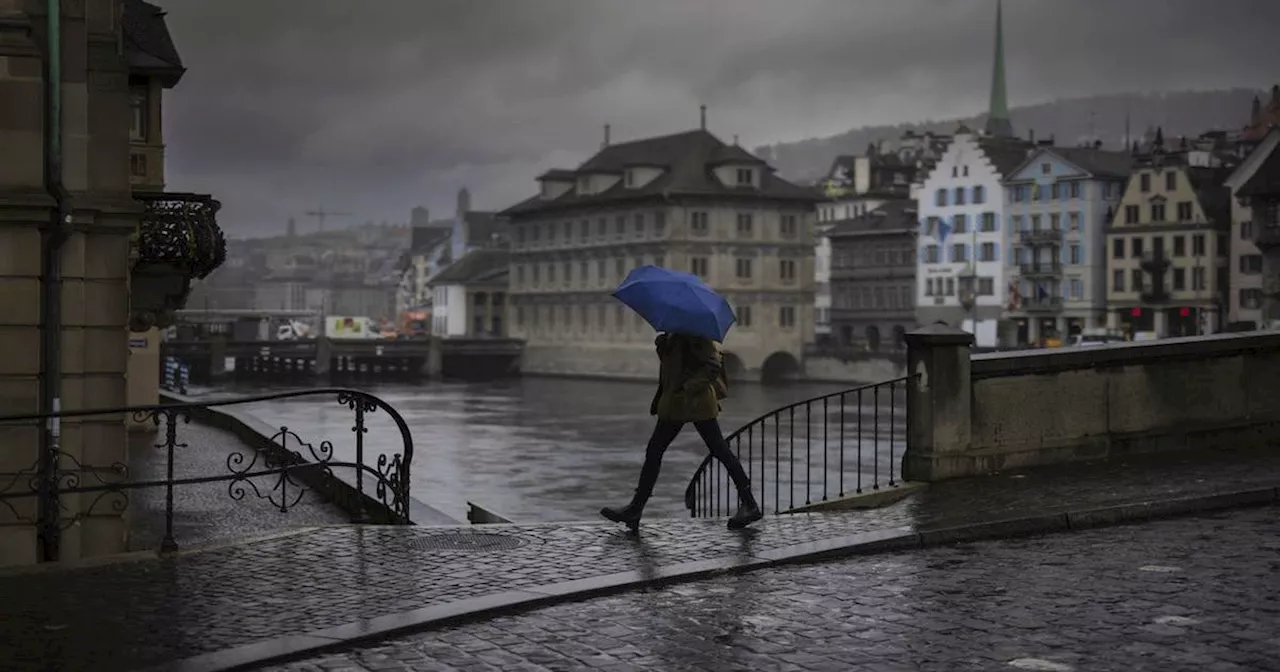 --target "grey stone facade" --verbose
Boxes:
[827,199,917,350]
